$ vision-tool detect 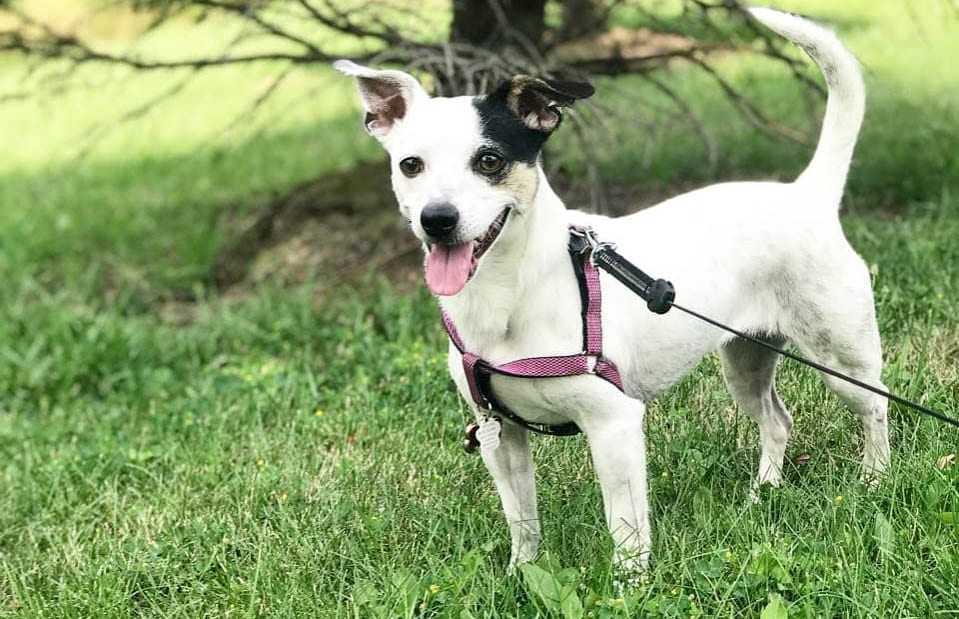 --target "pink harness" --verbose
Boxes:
[442,226,623,436]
